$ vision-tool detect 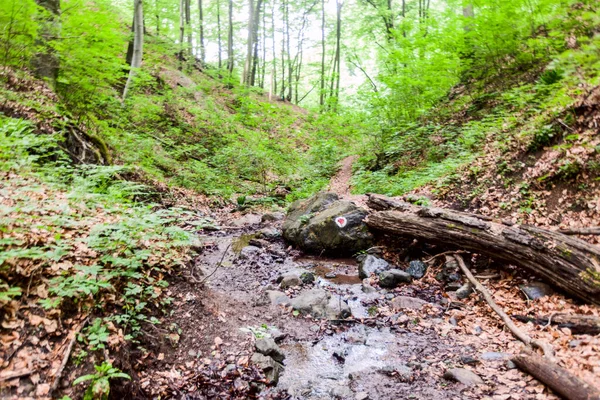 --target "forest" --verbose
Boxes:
[0,0,599,398]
